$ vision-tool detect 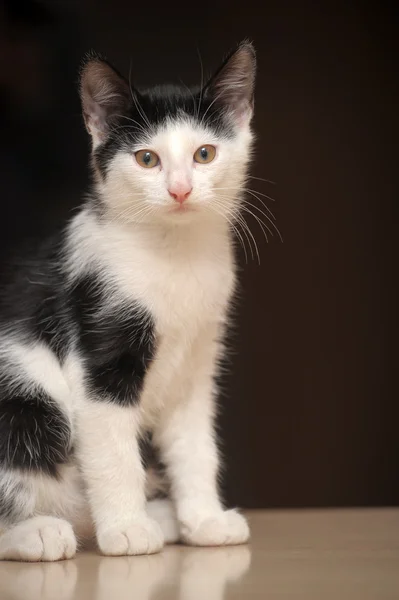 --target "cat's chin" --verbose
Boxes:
[163,204,200,223]
[168,204,196,214]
